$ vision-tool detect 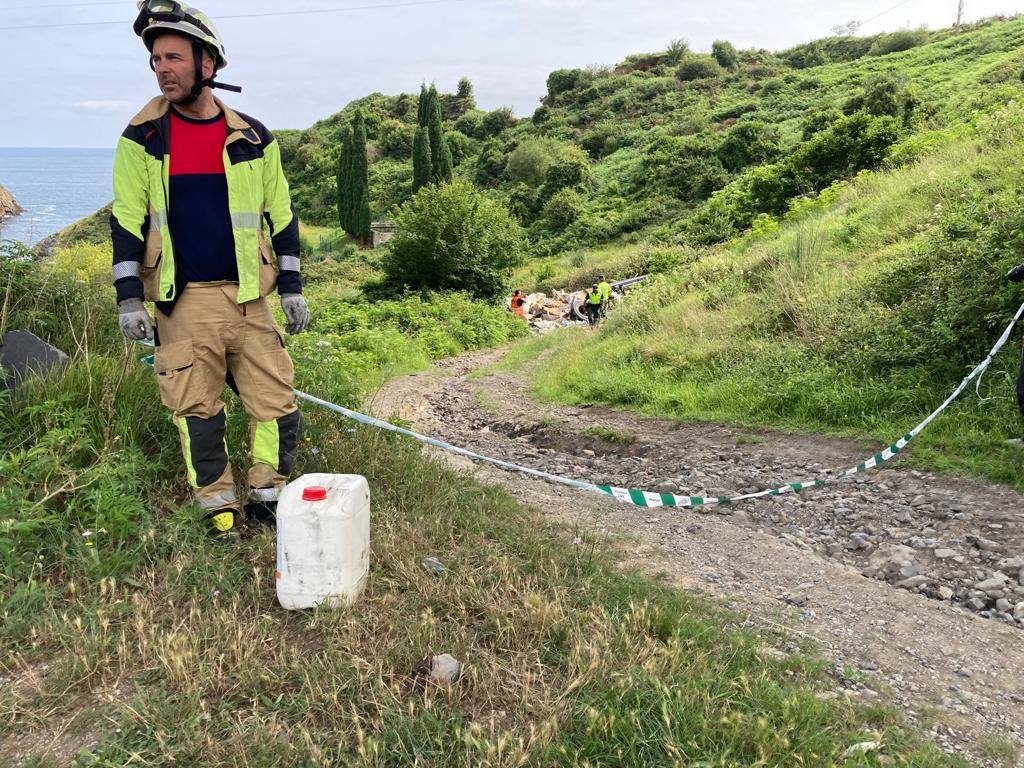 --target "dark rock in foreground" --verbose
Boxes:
[0,330,69,391]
